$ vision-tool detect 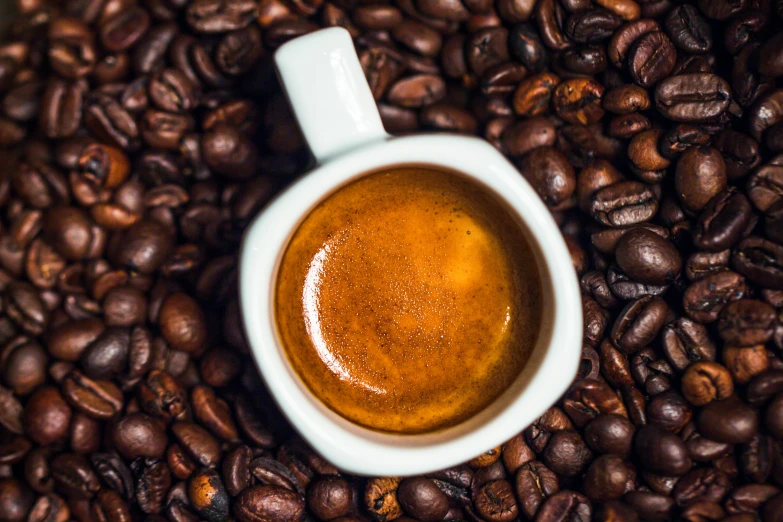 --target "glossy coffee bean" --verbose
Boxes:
[675,146,727,214]
[655,73,731,123]
[698,397,759,444]
[22,386,72,446]
[634,425,692,476]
